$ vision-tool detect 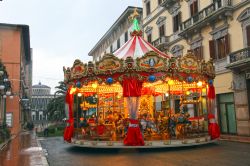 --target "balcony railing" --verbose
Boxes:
[229,47,250,63]
[160,0,179,8]
[152,36,169,47]
[180,0,232,31]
